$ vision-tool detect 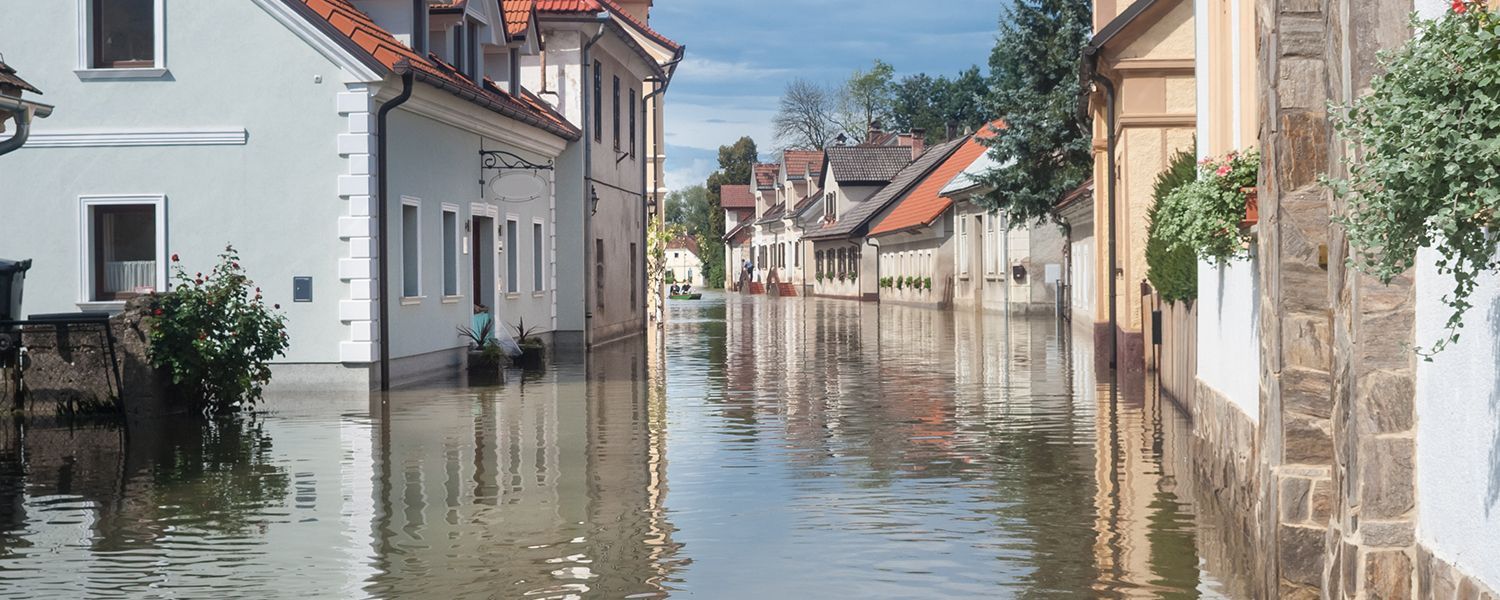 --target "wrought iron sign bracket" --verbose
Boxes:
[480,150,554,171]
